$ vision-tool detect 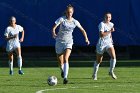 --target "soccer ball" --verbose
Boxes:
[47,76,57,86]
